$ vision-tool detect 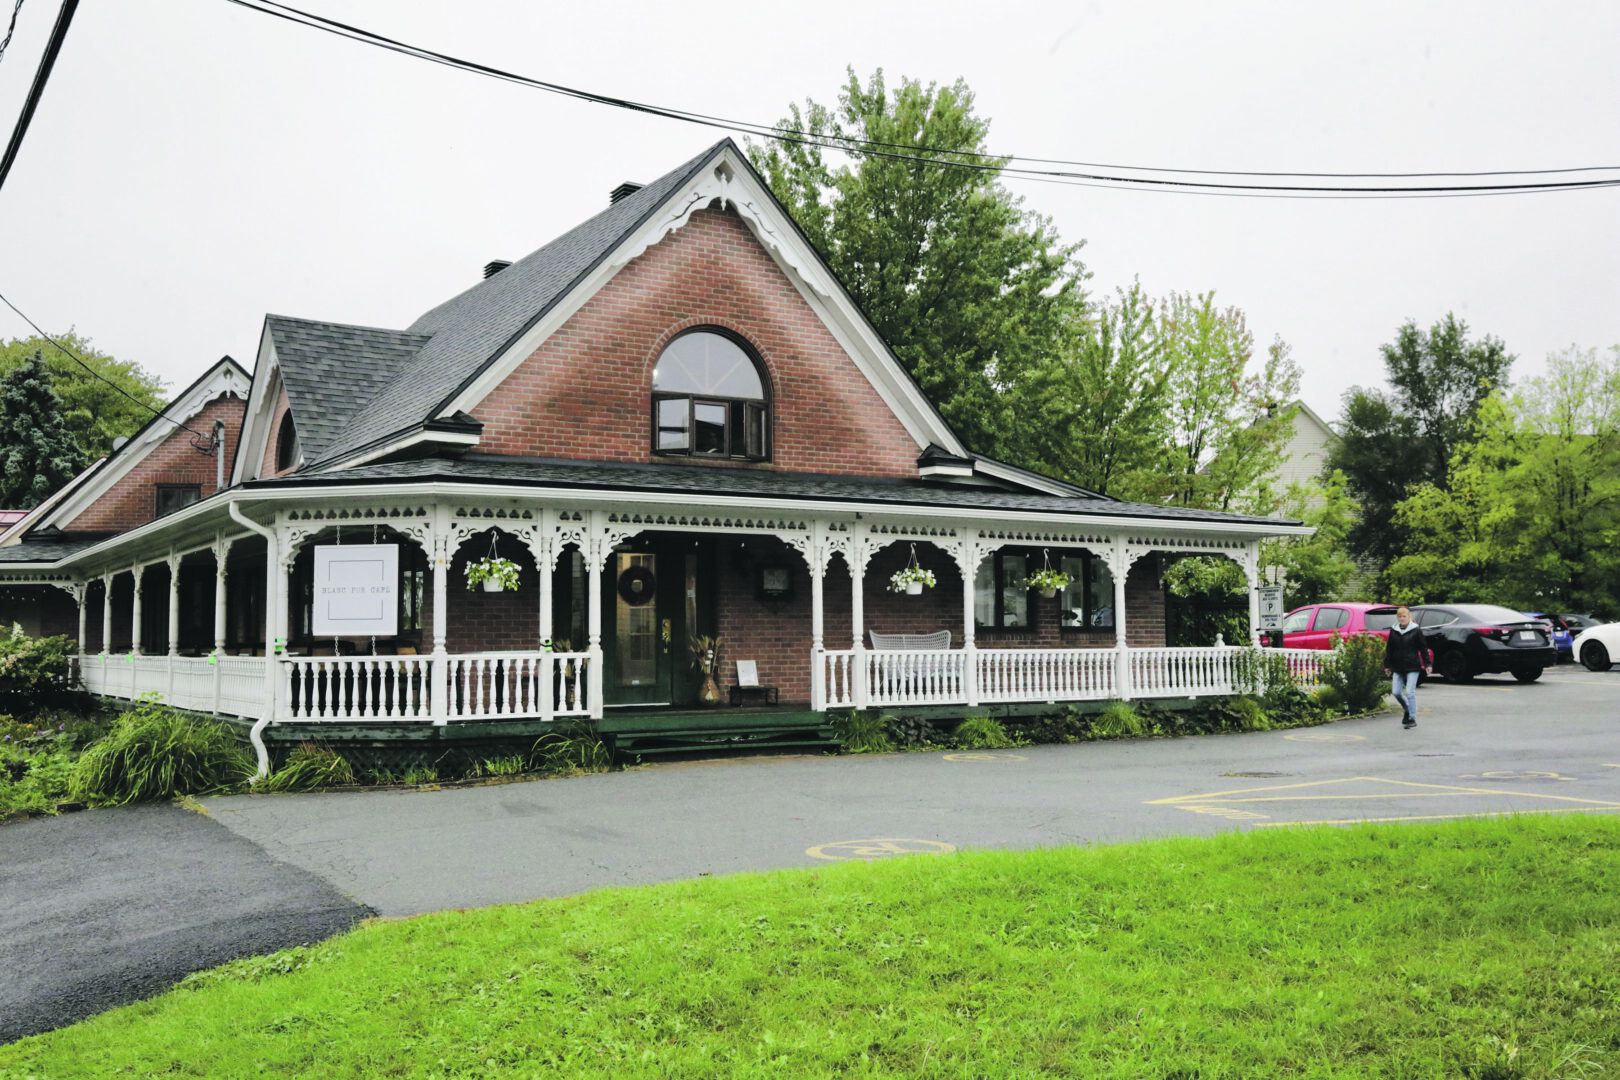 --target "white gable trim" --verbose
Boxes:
[437,144,968,457]
[39,357,250,532]
[232,331,285,485]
